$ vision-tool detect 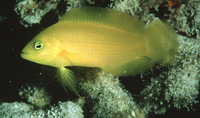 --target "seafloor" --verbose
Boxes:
[0,0,200,118]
